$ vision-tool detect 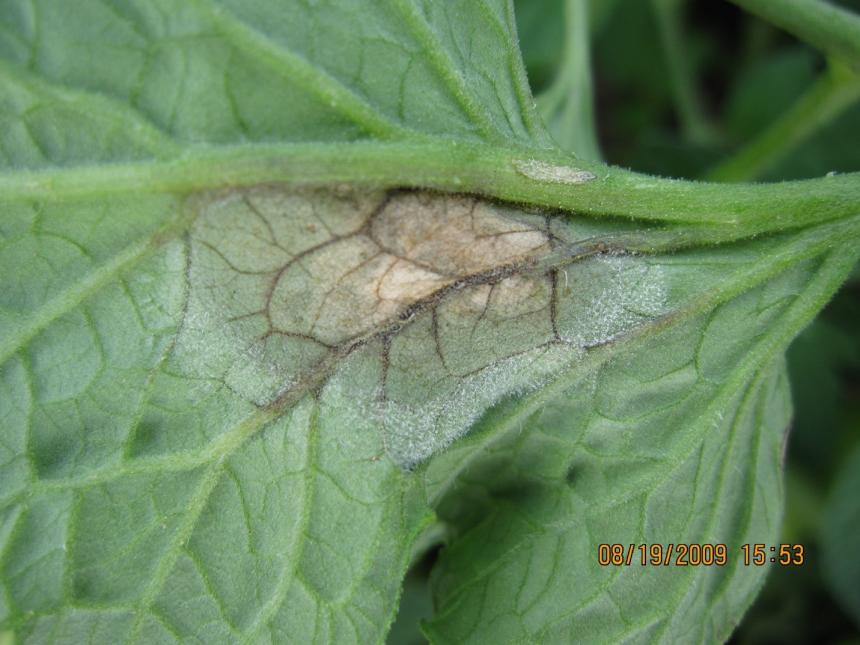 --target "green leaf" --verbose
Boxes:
[1,2,859,644]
